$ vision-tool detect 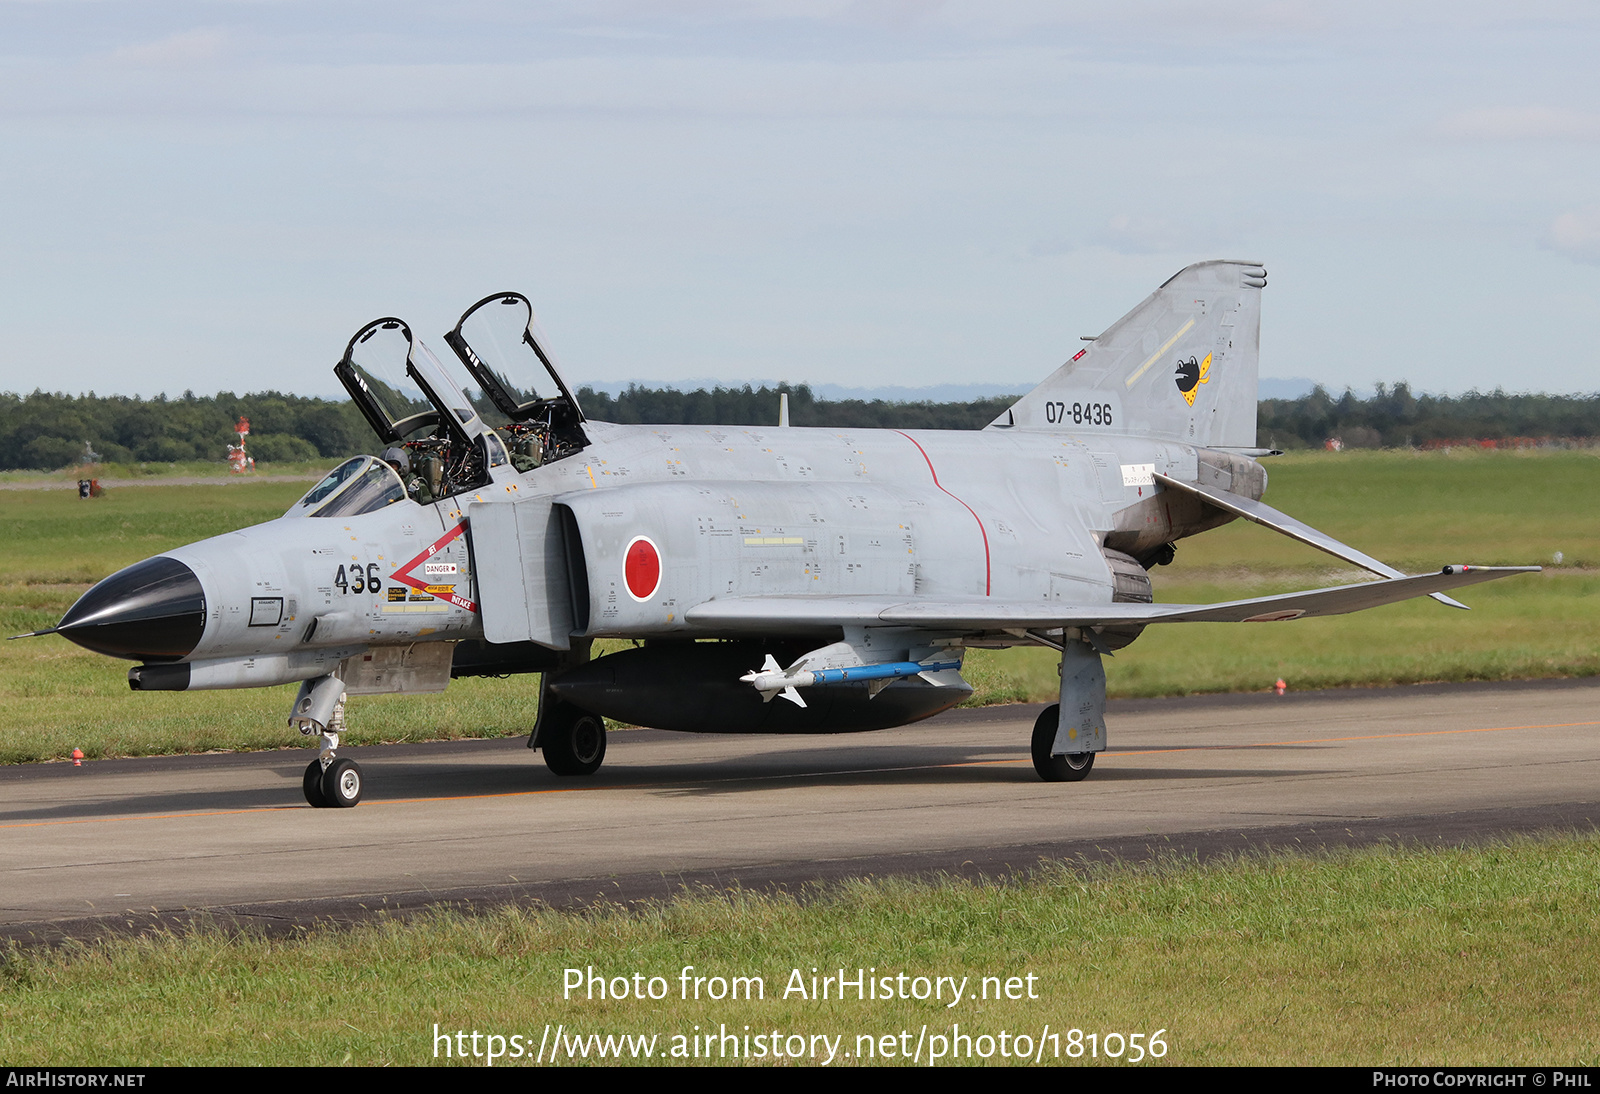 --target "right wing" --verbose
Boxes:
[682,565,1539,633]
